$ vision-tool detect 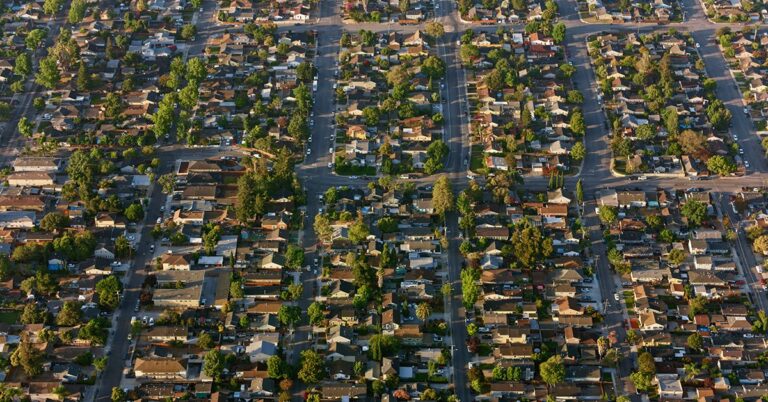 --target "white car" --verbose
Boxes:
[745,160,751,168]
[156,217,162,224]
[614,293,620,301]
[328,148,333,154]
[328,162,333,169]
